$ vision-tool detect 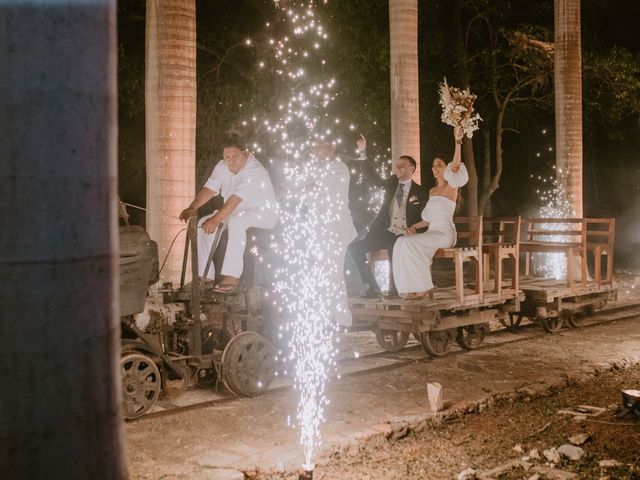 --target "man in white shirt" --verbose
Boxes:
[309,139,358,327]
[179,135,278,292]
